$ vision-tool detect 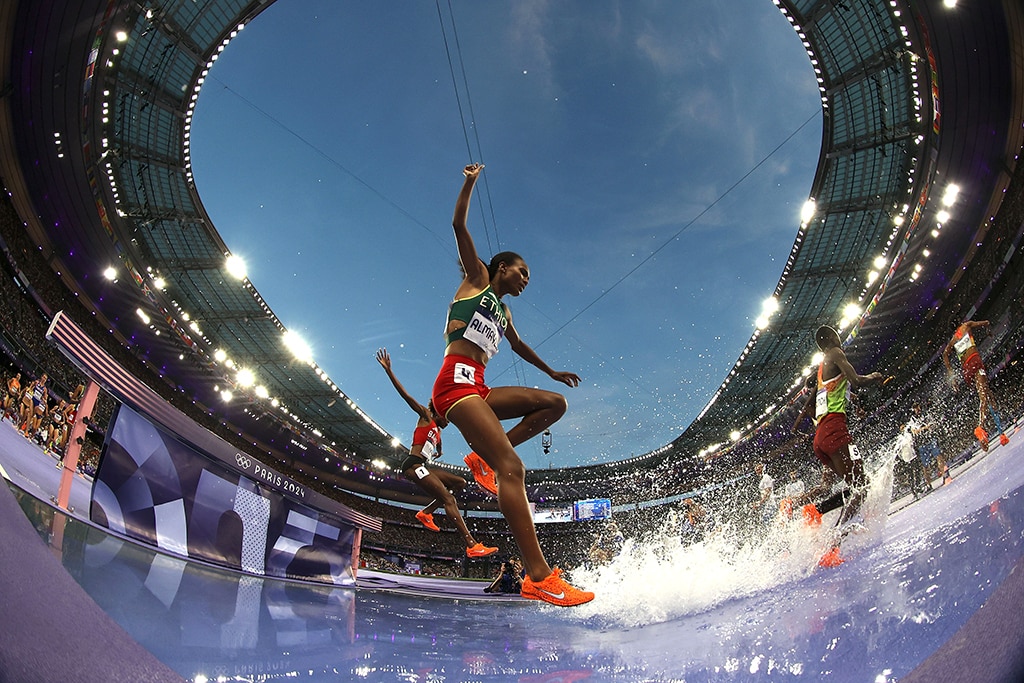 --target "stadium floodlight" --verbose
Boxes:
[225,254,247,280]
[214,348,227,362]
[236,368,255,388]
[220,389,233,402]
[103,266,117,280]
[800,198,816,224]
[936,210,950,224]
[115,30,128,42]
[255,385,269,399]
[283,330,313,364]
[136,308,150,325]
